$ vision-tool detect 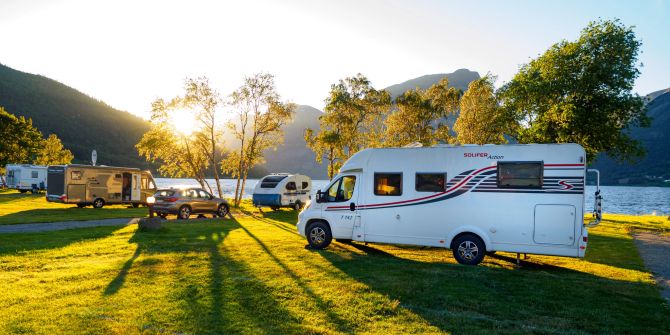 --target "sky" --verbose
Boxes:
[1,0,668,119]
